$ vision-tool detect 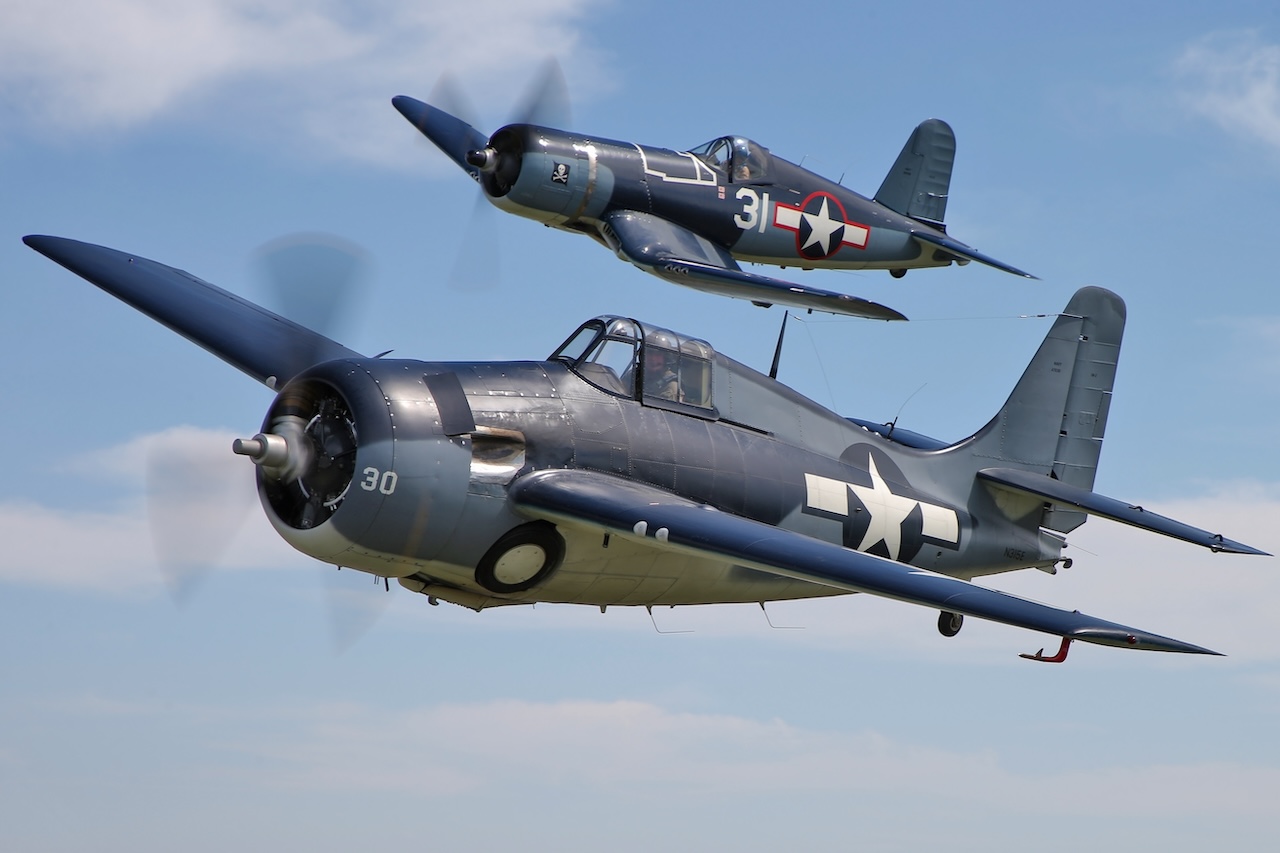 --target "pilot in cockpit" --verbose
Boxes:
[643,341,680,401]
[732,139,751,180]
[731,137,759,181]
